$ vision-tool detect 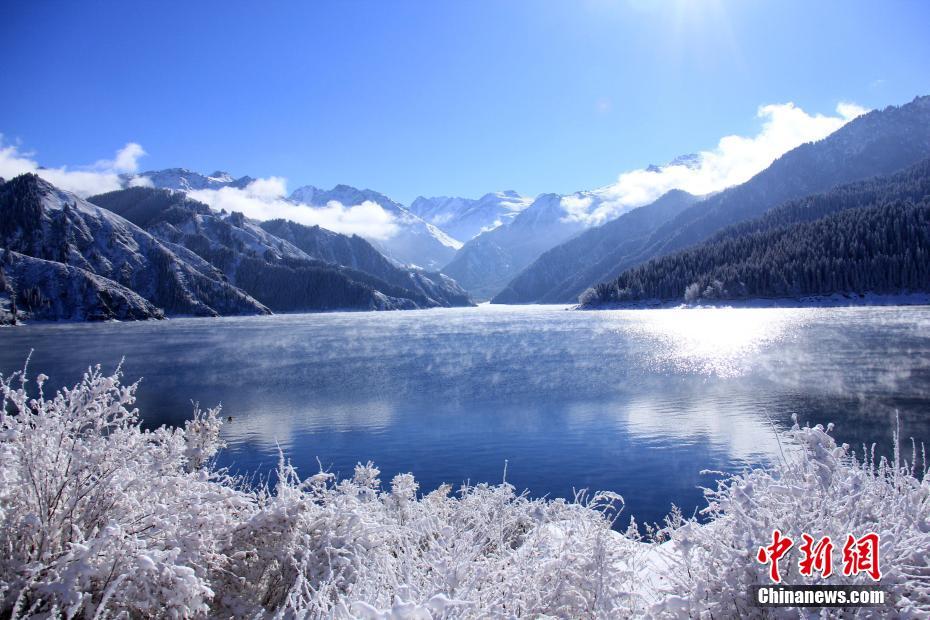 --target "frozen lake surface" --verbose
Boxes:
[2,304,929,525]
